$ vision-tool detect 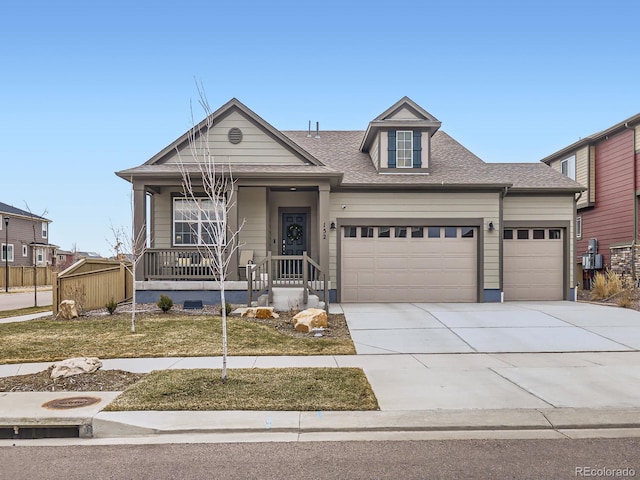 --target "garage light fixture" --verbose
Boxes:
[488,222,495,232]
